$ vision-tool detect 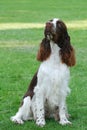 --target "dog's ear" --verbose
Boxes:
[37,38,51,61]
[56,20,76,67]
[59,35,76,67]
